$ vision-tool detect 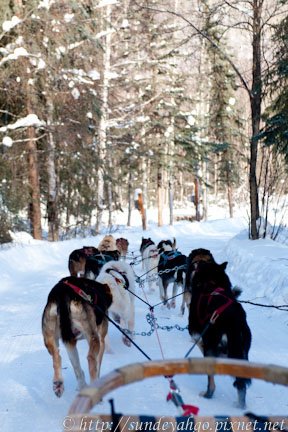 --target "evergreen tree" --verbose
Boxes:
[204,8,244,217]
[262,12,288,165]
